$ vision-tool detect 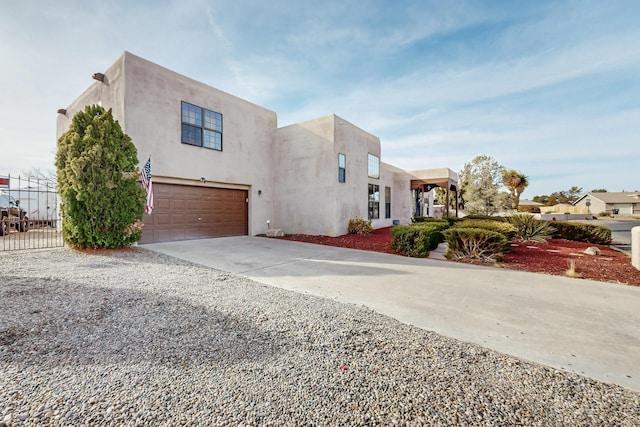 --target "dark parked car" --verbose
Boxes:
[0,191,29,235]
